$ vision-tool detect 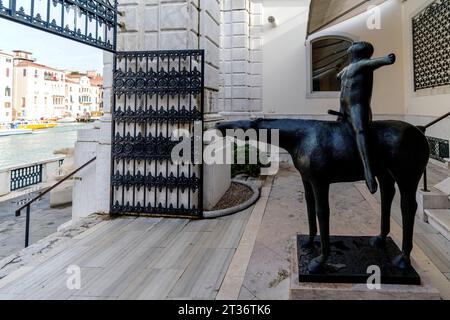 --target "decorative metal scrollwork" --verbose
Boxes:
[0,0,118,52]
[112,171,201,192]
[111,50,204,217]
[113,105,202,124]
[112,132,188,161]
[113,63,203,97]
[412,0,450,90]
[427,136,450,162]
[111,201,201,216]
